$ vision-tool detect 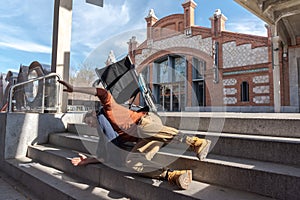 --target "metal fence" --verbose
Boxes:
[9,73,61,113]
